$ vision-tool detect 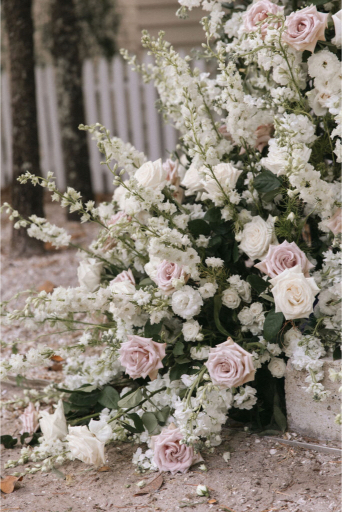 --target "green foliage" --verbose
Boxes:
[263,309,284,342]
[98,386,120,409]
[253,170,282,194]
[188,219,211,237]
[144,320,163,338]
[247,274,269,295]
[0,435,17,449]
[117,388,143,409]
